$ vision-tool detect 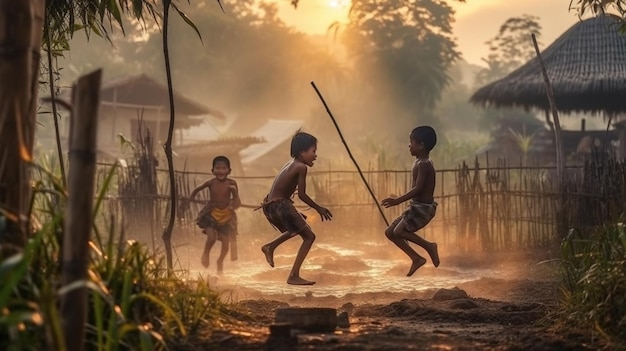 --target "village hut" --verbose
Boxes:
[46,74,227,163]
[97,74,225,151]
[98,75,269,176]
[470,14,626,161]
